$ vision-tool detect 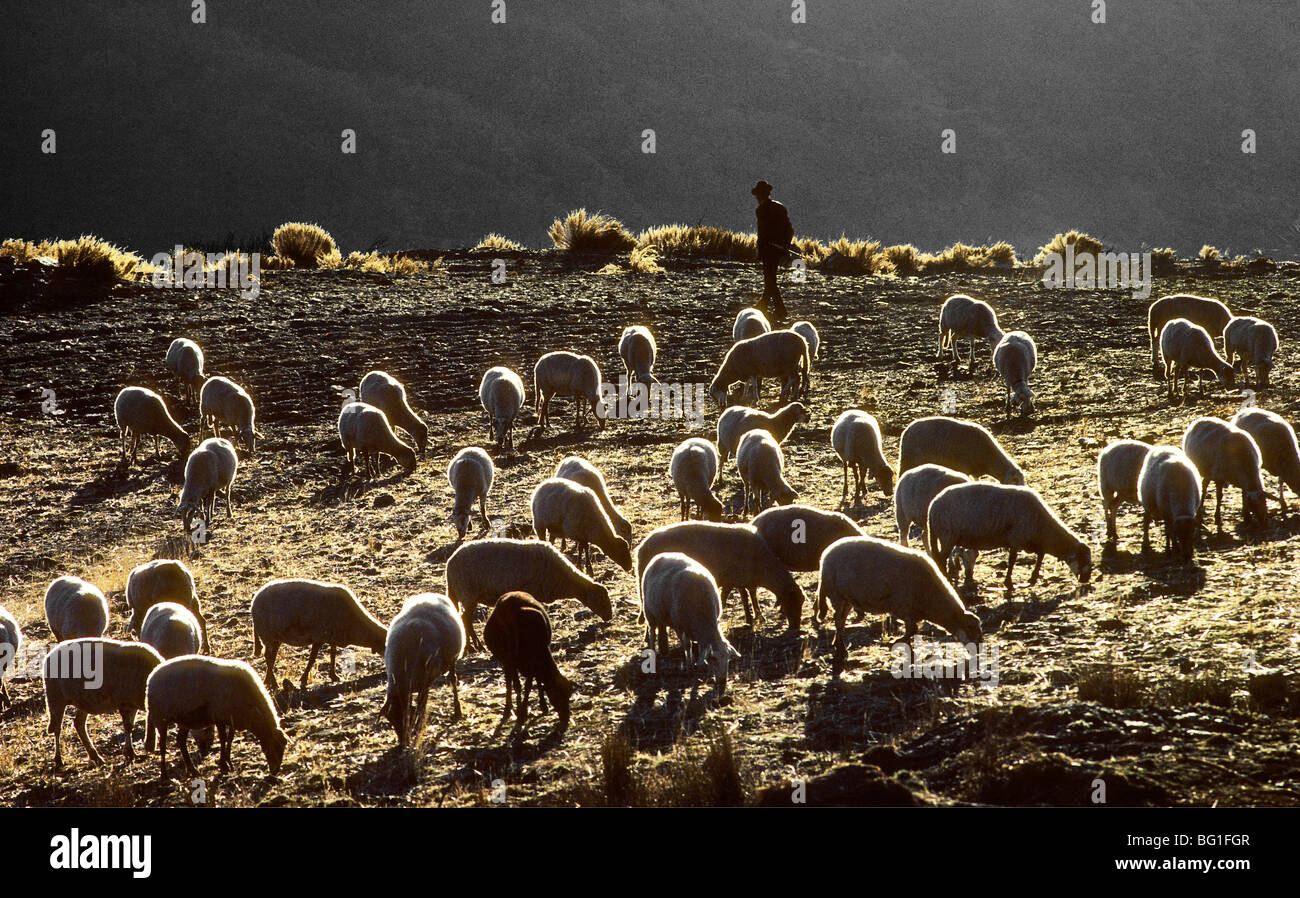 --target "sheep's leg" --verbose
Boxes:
[153,434,161,457]
[449,668,462,719]
[328,645,339,682]
[841,461,848,504]
[1004,549,1018,589]
[1104,498,1118,542]
[177,727,199,777]
[749,587,764,627]
[50,701,66,767]
[218,723,233,773]
[120,709,137,761]
[831,605,849,675]
[300,643,322,689]
[1214,482,1223,533]
[264,642,280,690]
[157,722,169,781]
[538,392,552,430]
[73,709,104,766]
[520,672,533,720]
[1028,553,1045,585]
[1278,477,1289,517]
[657,625,670,656]
[1141,512,1152,554]
[501,664,515,721]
